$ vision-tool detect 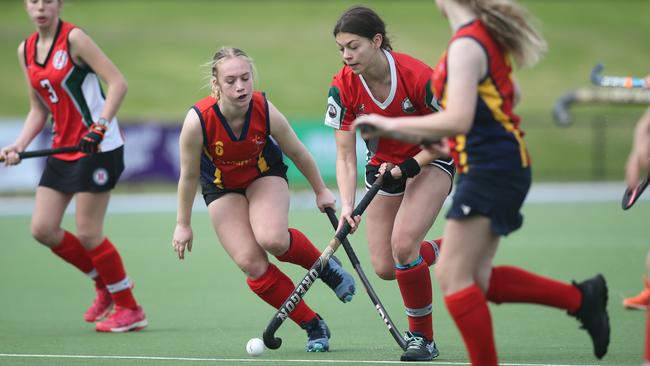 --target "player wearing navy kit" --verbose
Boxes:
[353,0,610,364]
[1,0,146,332]
[173,47,356,352]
